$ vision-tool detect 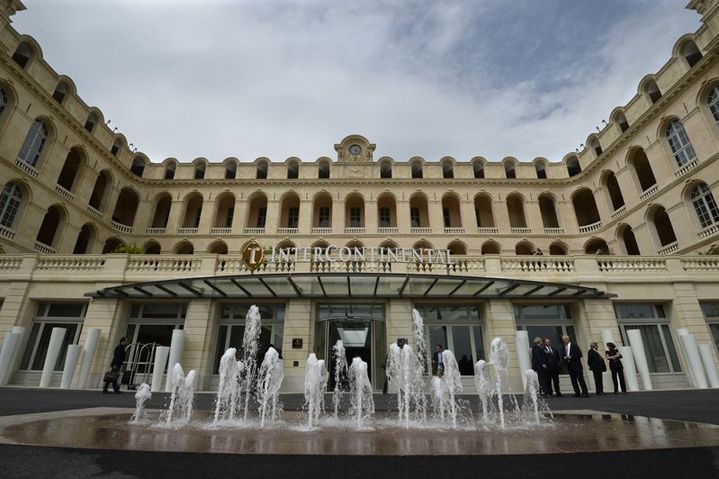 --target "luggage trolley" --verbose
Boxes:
[122,342,160,390]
